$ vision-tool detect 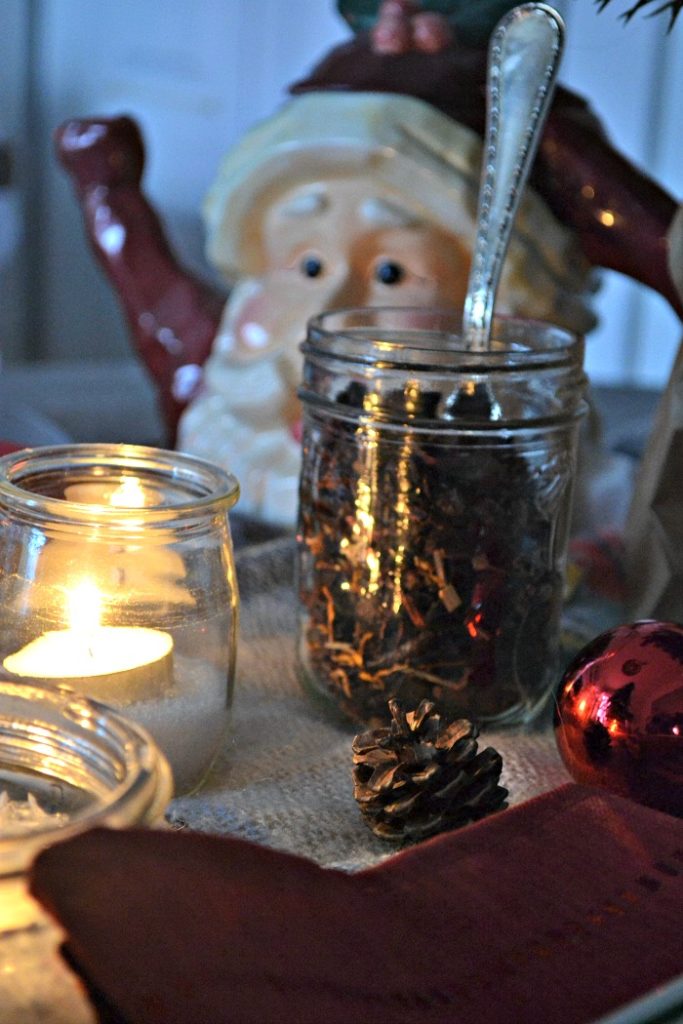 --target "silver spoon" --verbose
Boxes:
[462,3,564,352]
